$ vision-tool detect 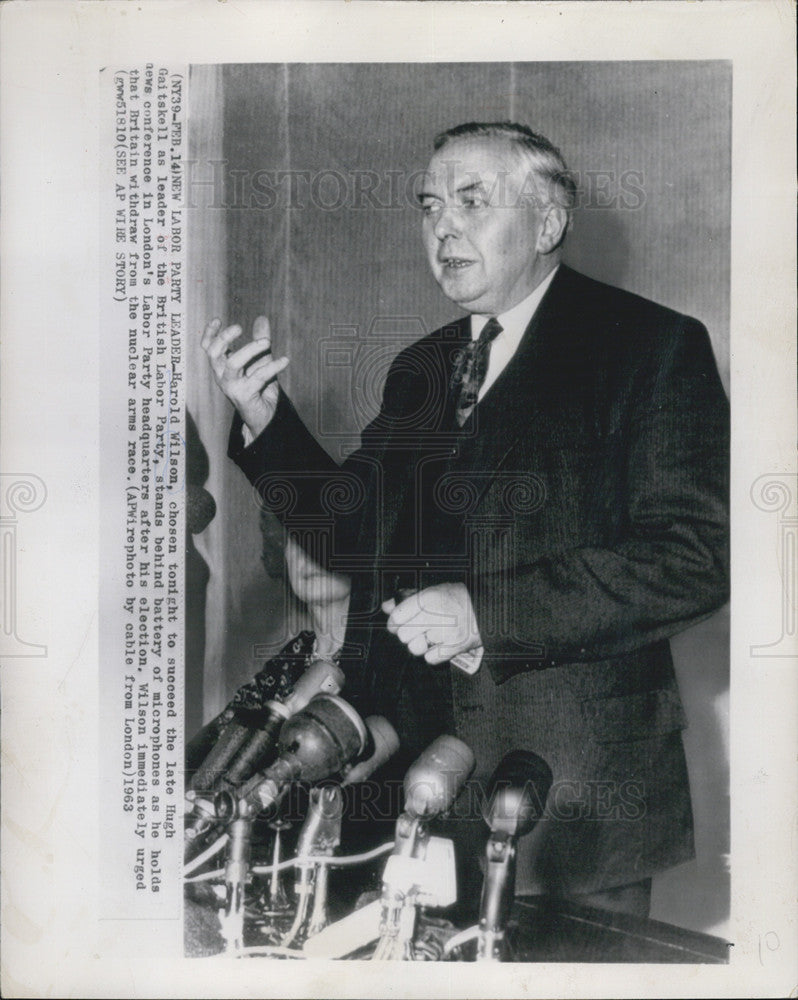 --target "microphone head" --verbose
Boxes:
[277,693,368,783]
[341,716,400,786]
[186,485,216,535]
[403,735,475,819]
[482,749,553,839]
[282,657,345,715]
